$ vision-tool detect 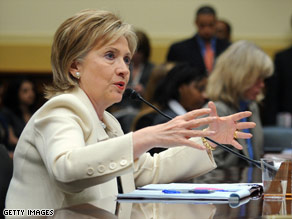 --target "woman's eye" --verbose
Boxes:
[105,52,115,60]
[124,56,131,65]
